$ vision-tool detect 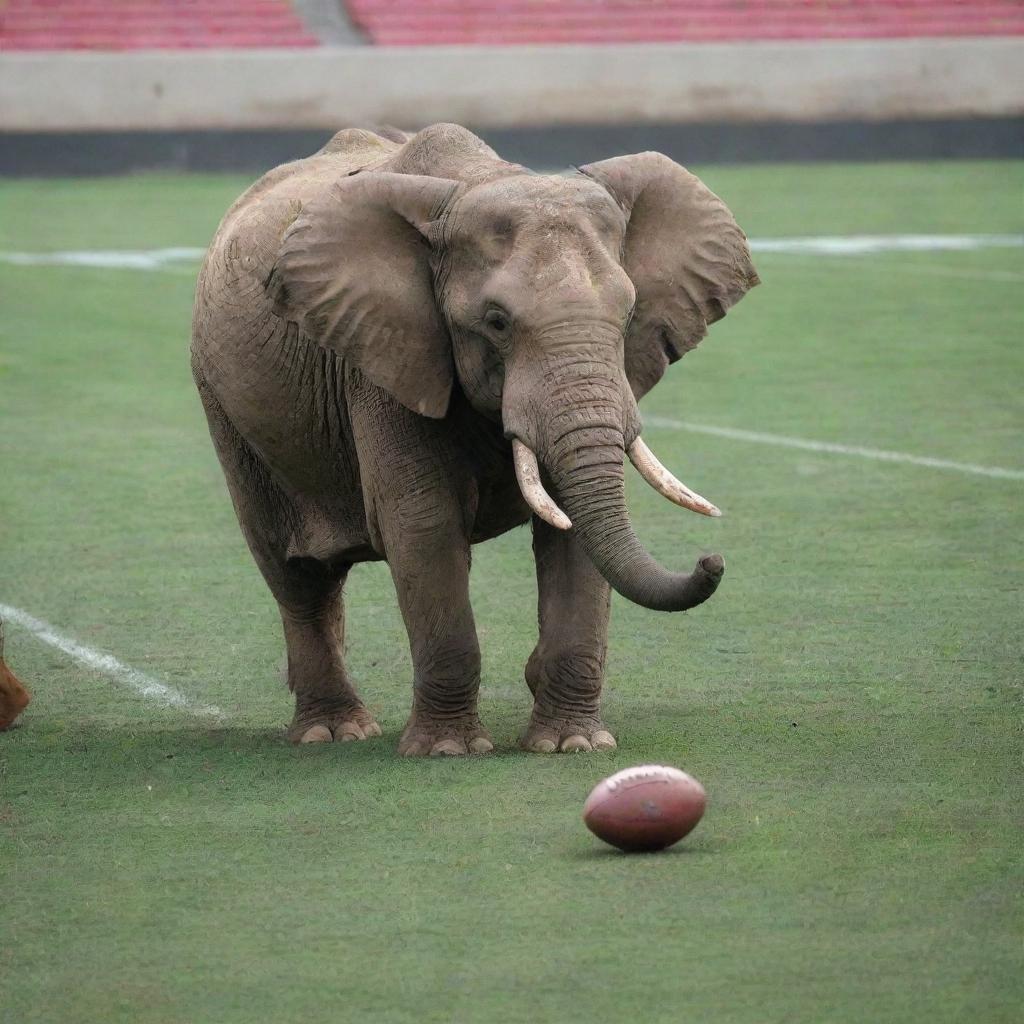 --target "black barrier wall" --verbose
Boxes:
[2,119,1022,177]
